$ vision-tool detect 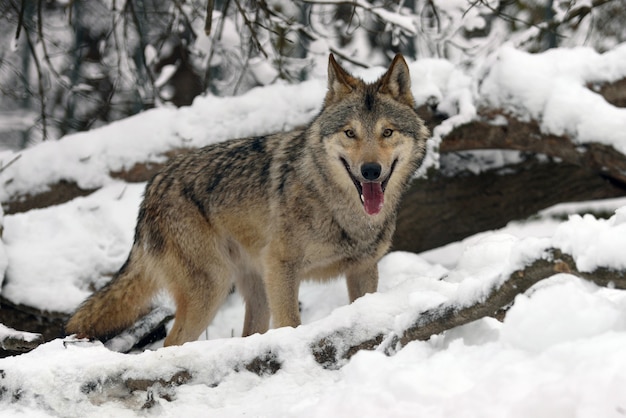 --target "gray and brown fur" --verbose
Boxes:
[66,54,429,346]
